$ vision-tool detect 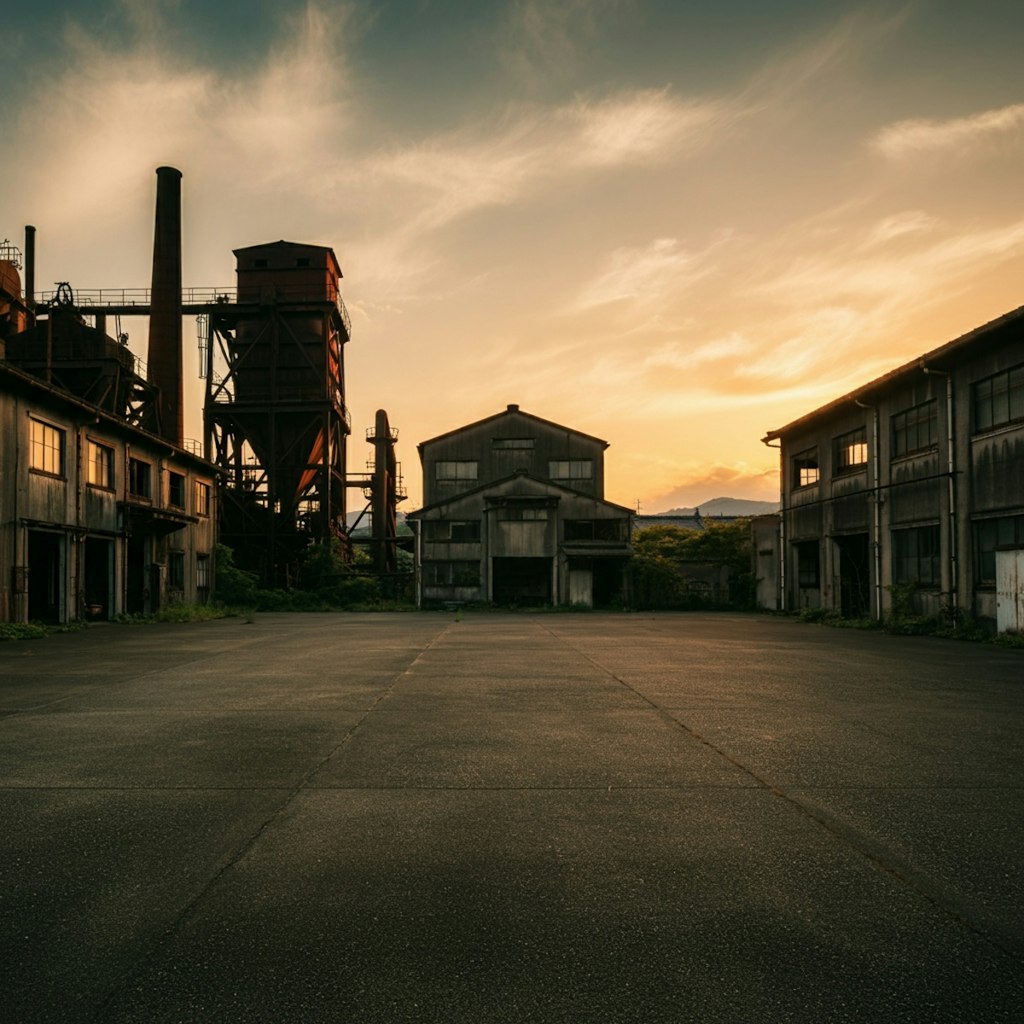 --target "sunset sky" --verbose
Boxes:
[3,0,1023,511]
